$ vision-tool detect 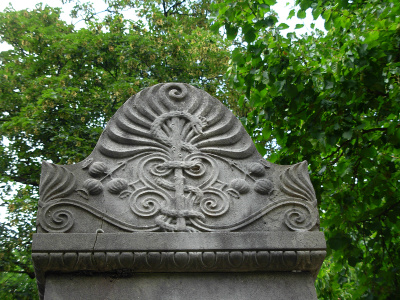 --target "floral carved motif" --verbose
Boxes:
[37,83,320,233]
